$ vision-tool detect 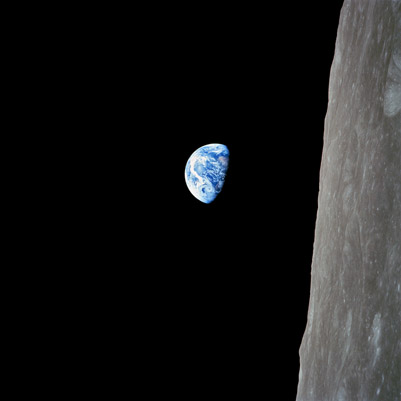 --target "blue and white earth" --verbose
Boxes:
[185,143,230,204]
